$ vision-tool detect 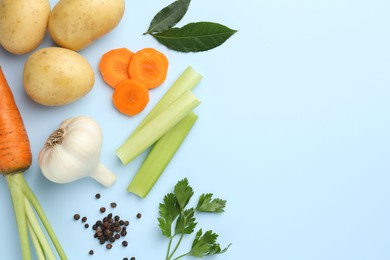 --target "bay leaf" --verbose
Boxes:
[145,0,191,35]
[151,22,237,53]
